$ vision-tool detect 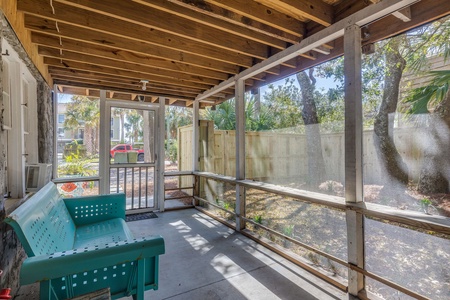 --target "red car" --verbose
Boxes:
[110,144,145,161]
